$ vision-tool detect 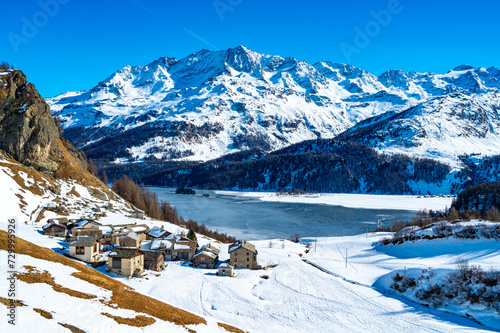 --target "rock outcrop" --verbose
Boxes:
[0,70,92,182]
